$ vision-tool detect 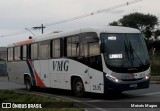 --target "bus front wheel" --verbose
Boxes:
[25,76,33,91]
[72,77,85,97]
